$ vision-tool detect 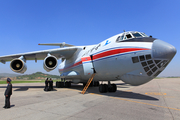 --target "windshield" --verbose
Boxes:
[116,31,149,42]
[132,33,142,38]
[140,32,149,37]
